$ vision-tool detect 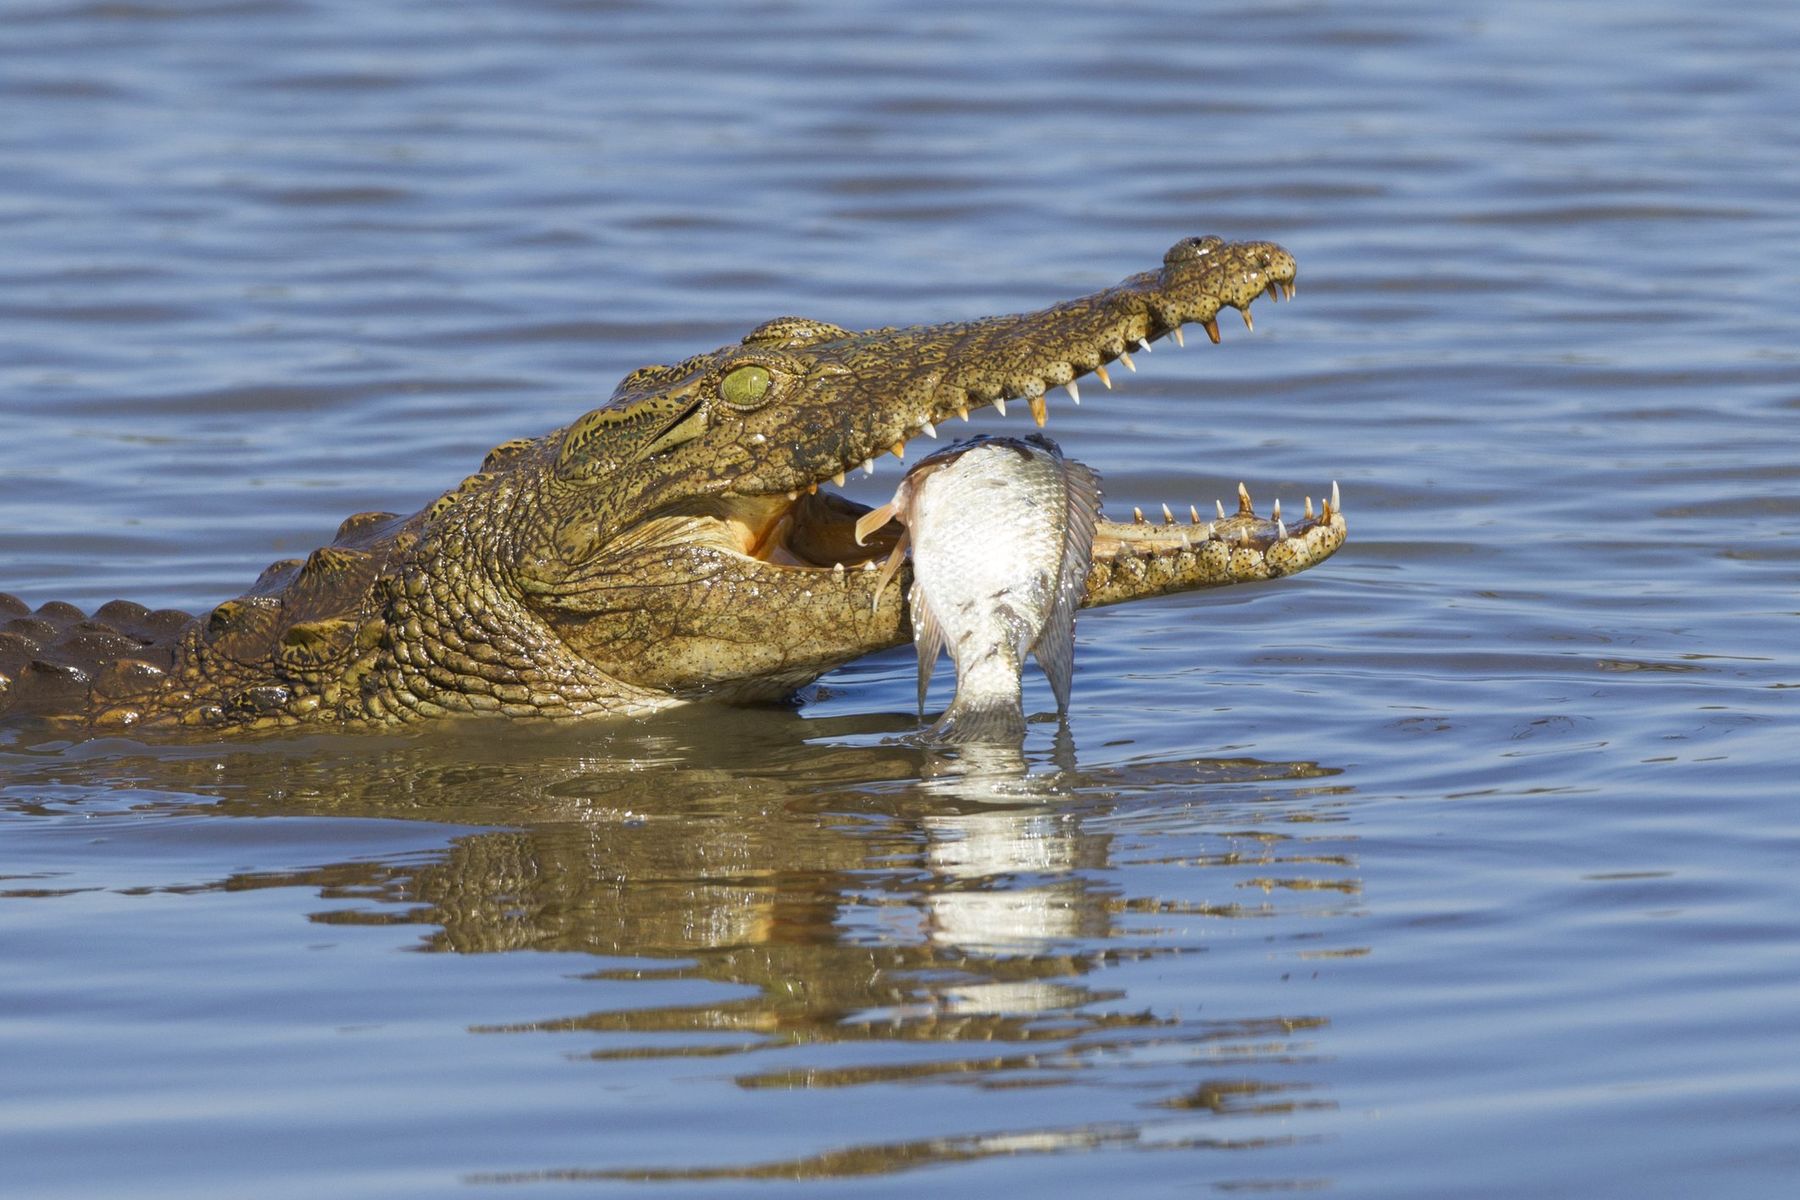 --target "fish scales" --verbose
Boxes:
[855,434,1100,742]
